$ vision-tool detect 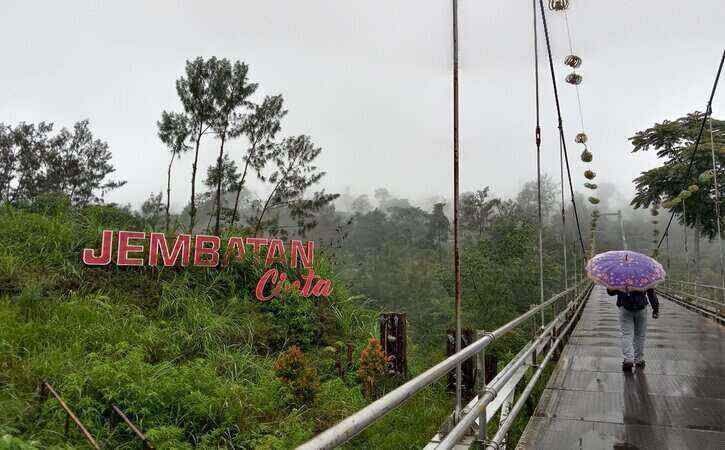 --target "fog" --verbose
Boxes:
[1,0,723,211]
